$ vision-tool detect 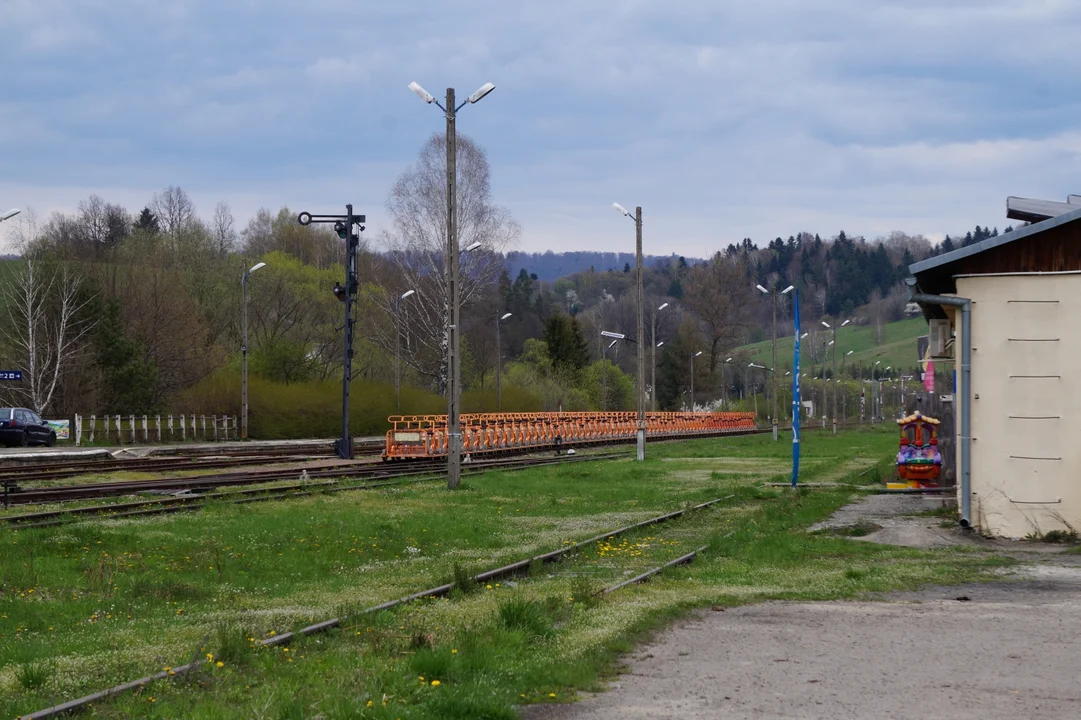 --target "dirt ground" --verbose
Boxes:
[523,496,1081,720]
